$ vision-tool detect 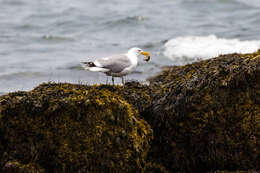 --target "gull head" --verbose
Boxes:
[128,47,150,62]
